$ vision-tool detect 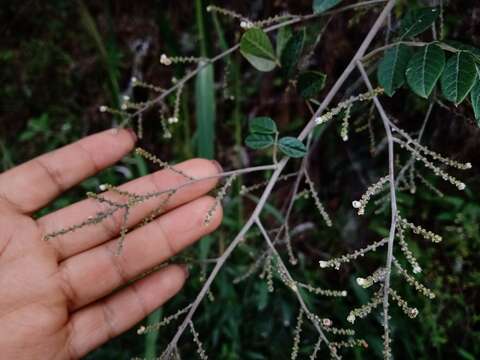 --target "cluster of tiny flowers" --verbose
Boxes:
[284,227,298,265]
[319,238,388,270]
[340,104,352,141]
[160,114,172,139]
[389,288,419,319]
[347,288,383,324]
[98,105,128,118]
[204,174,236,225]
[395,127,472,170]
[160,54,207,66]
[305,171,333,227]
[259,254,275,292]
[393,259,435,299]
[206,5,248,21]
[291,308,304,360]
[356,267,387,288]
[397,139,466,191]
[309,338,322,360]
[329,339,368,359]
[137,304,193,334]
[297,282,347,297]
[239,173,297,195]
[275,261,299,292]
[314,88,383,125]
[189,321,208,360]
[396,222,422,274]
[352,175,389,215]
[398,216,442,243]
[135,148,195,180]
[131,76,165,92]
